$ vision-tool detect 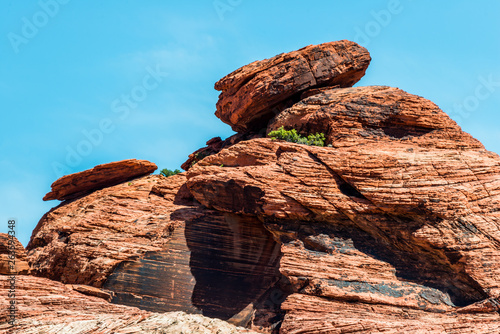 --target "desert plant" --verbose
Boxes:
[268,126,325,147]
[160,168,181,177]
